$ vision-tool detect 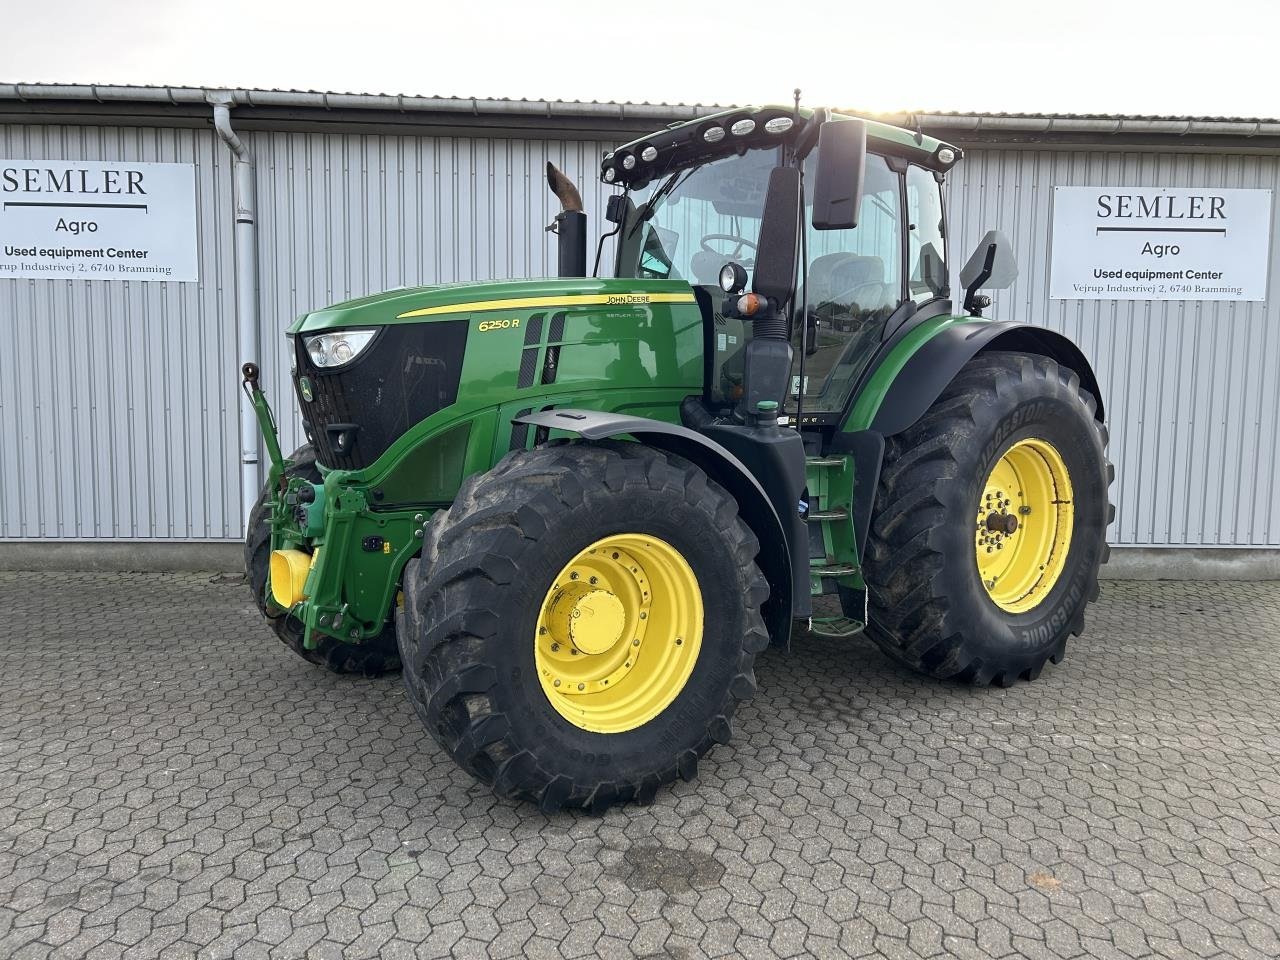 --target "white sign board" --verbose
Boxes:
[1049,186,1272,301]
[0,159,199,281]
